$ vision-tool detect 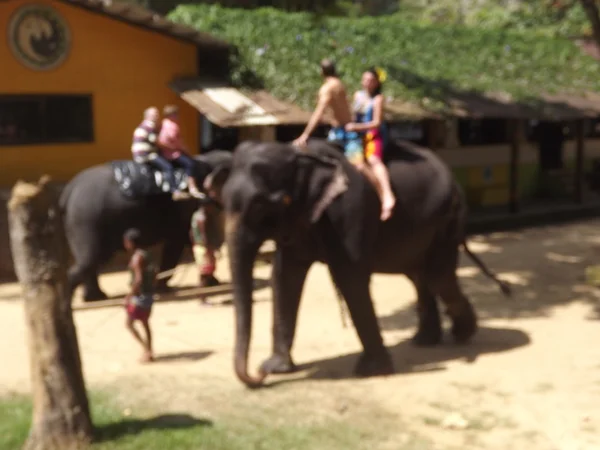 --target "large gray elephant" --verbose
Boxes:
[206,139,511,388]
[60,150,232,302]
